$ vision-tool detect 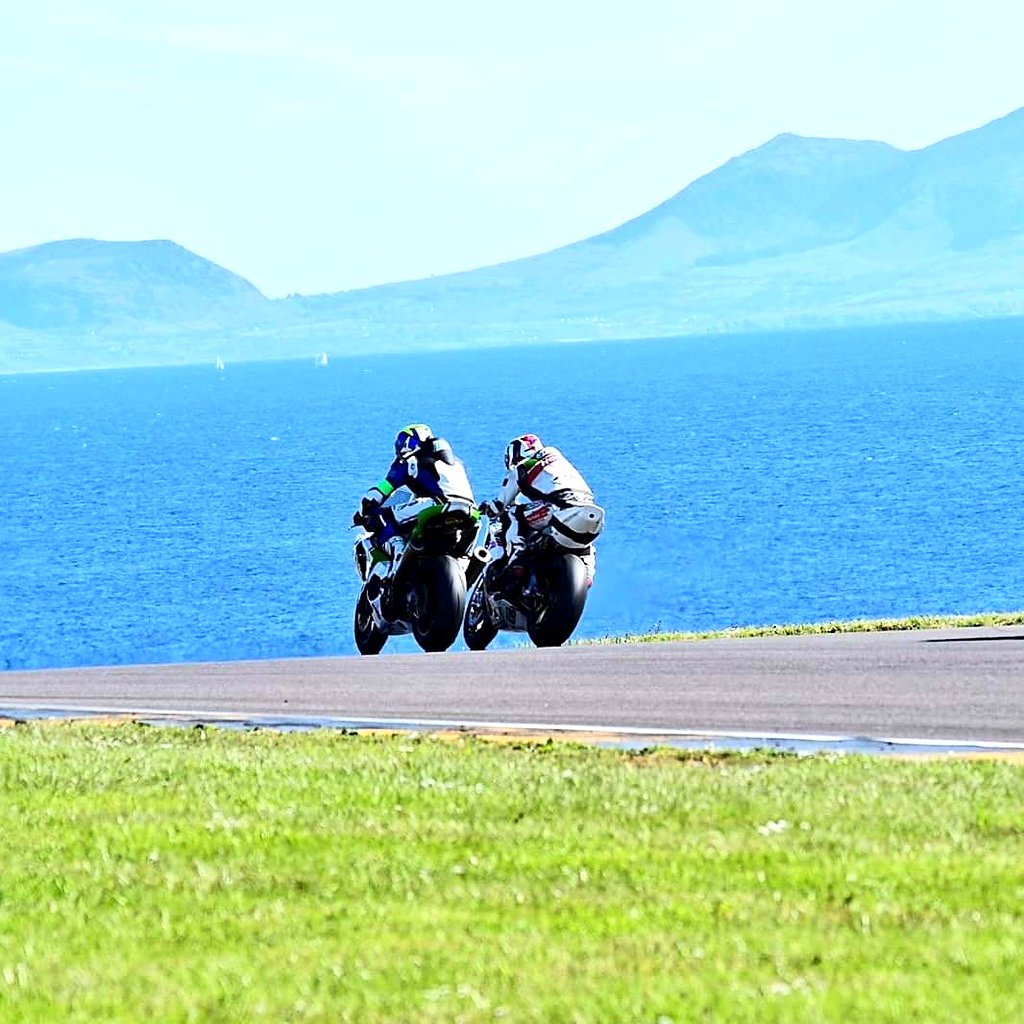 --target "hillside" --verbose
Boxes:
[0,240,291,371]
[2,106,1024,372]
[0,239,274,330]
[291,106,1024,339]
